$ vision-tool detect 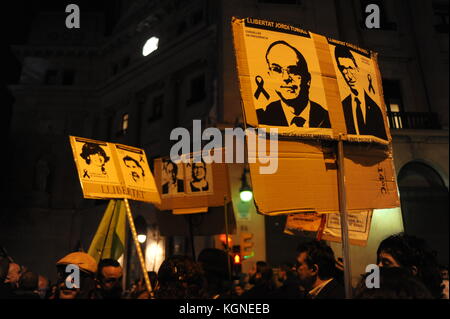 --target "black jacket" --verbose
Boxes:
[257,100,331,128]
